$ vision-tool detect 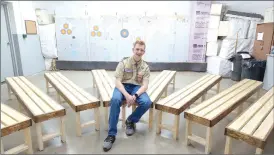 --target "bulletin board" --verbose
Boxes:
[25,20,37,34]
